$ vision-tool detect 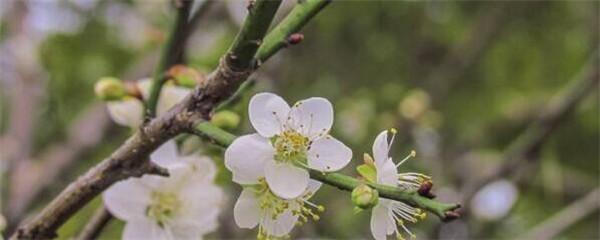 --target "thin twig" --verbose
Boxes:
[75,207,113,240]
[517,187,600,240]
[147,0,195,118]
